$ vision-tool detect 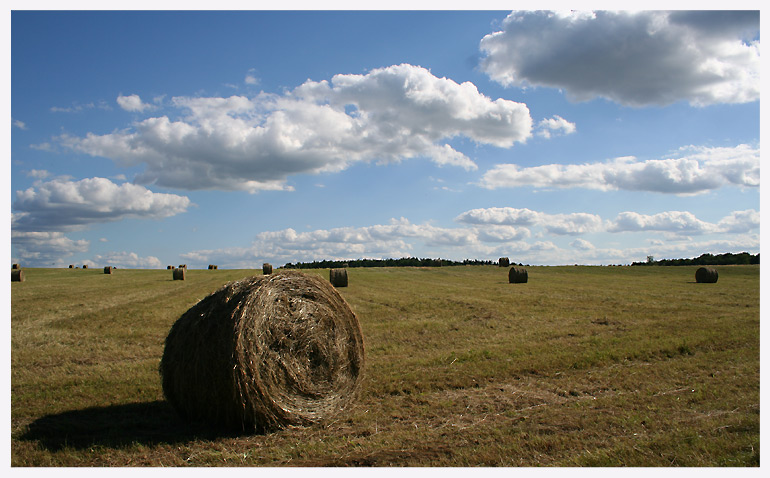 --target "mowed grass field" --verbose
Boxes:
[10,265,759,466]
